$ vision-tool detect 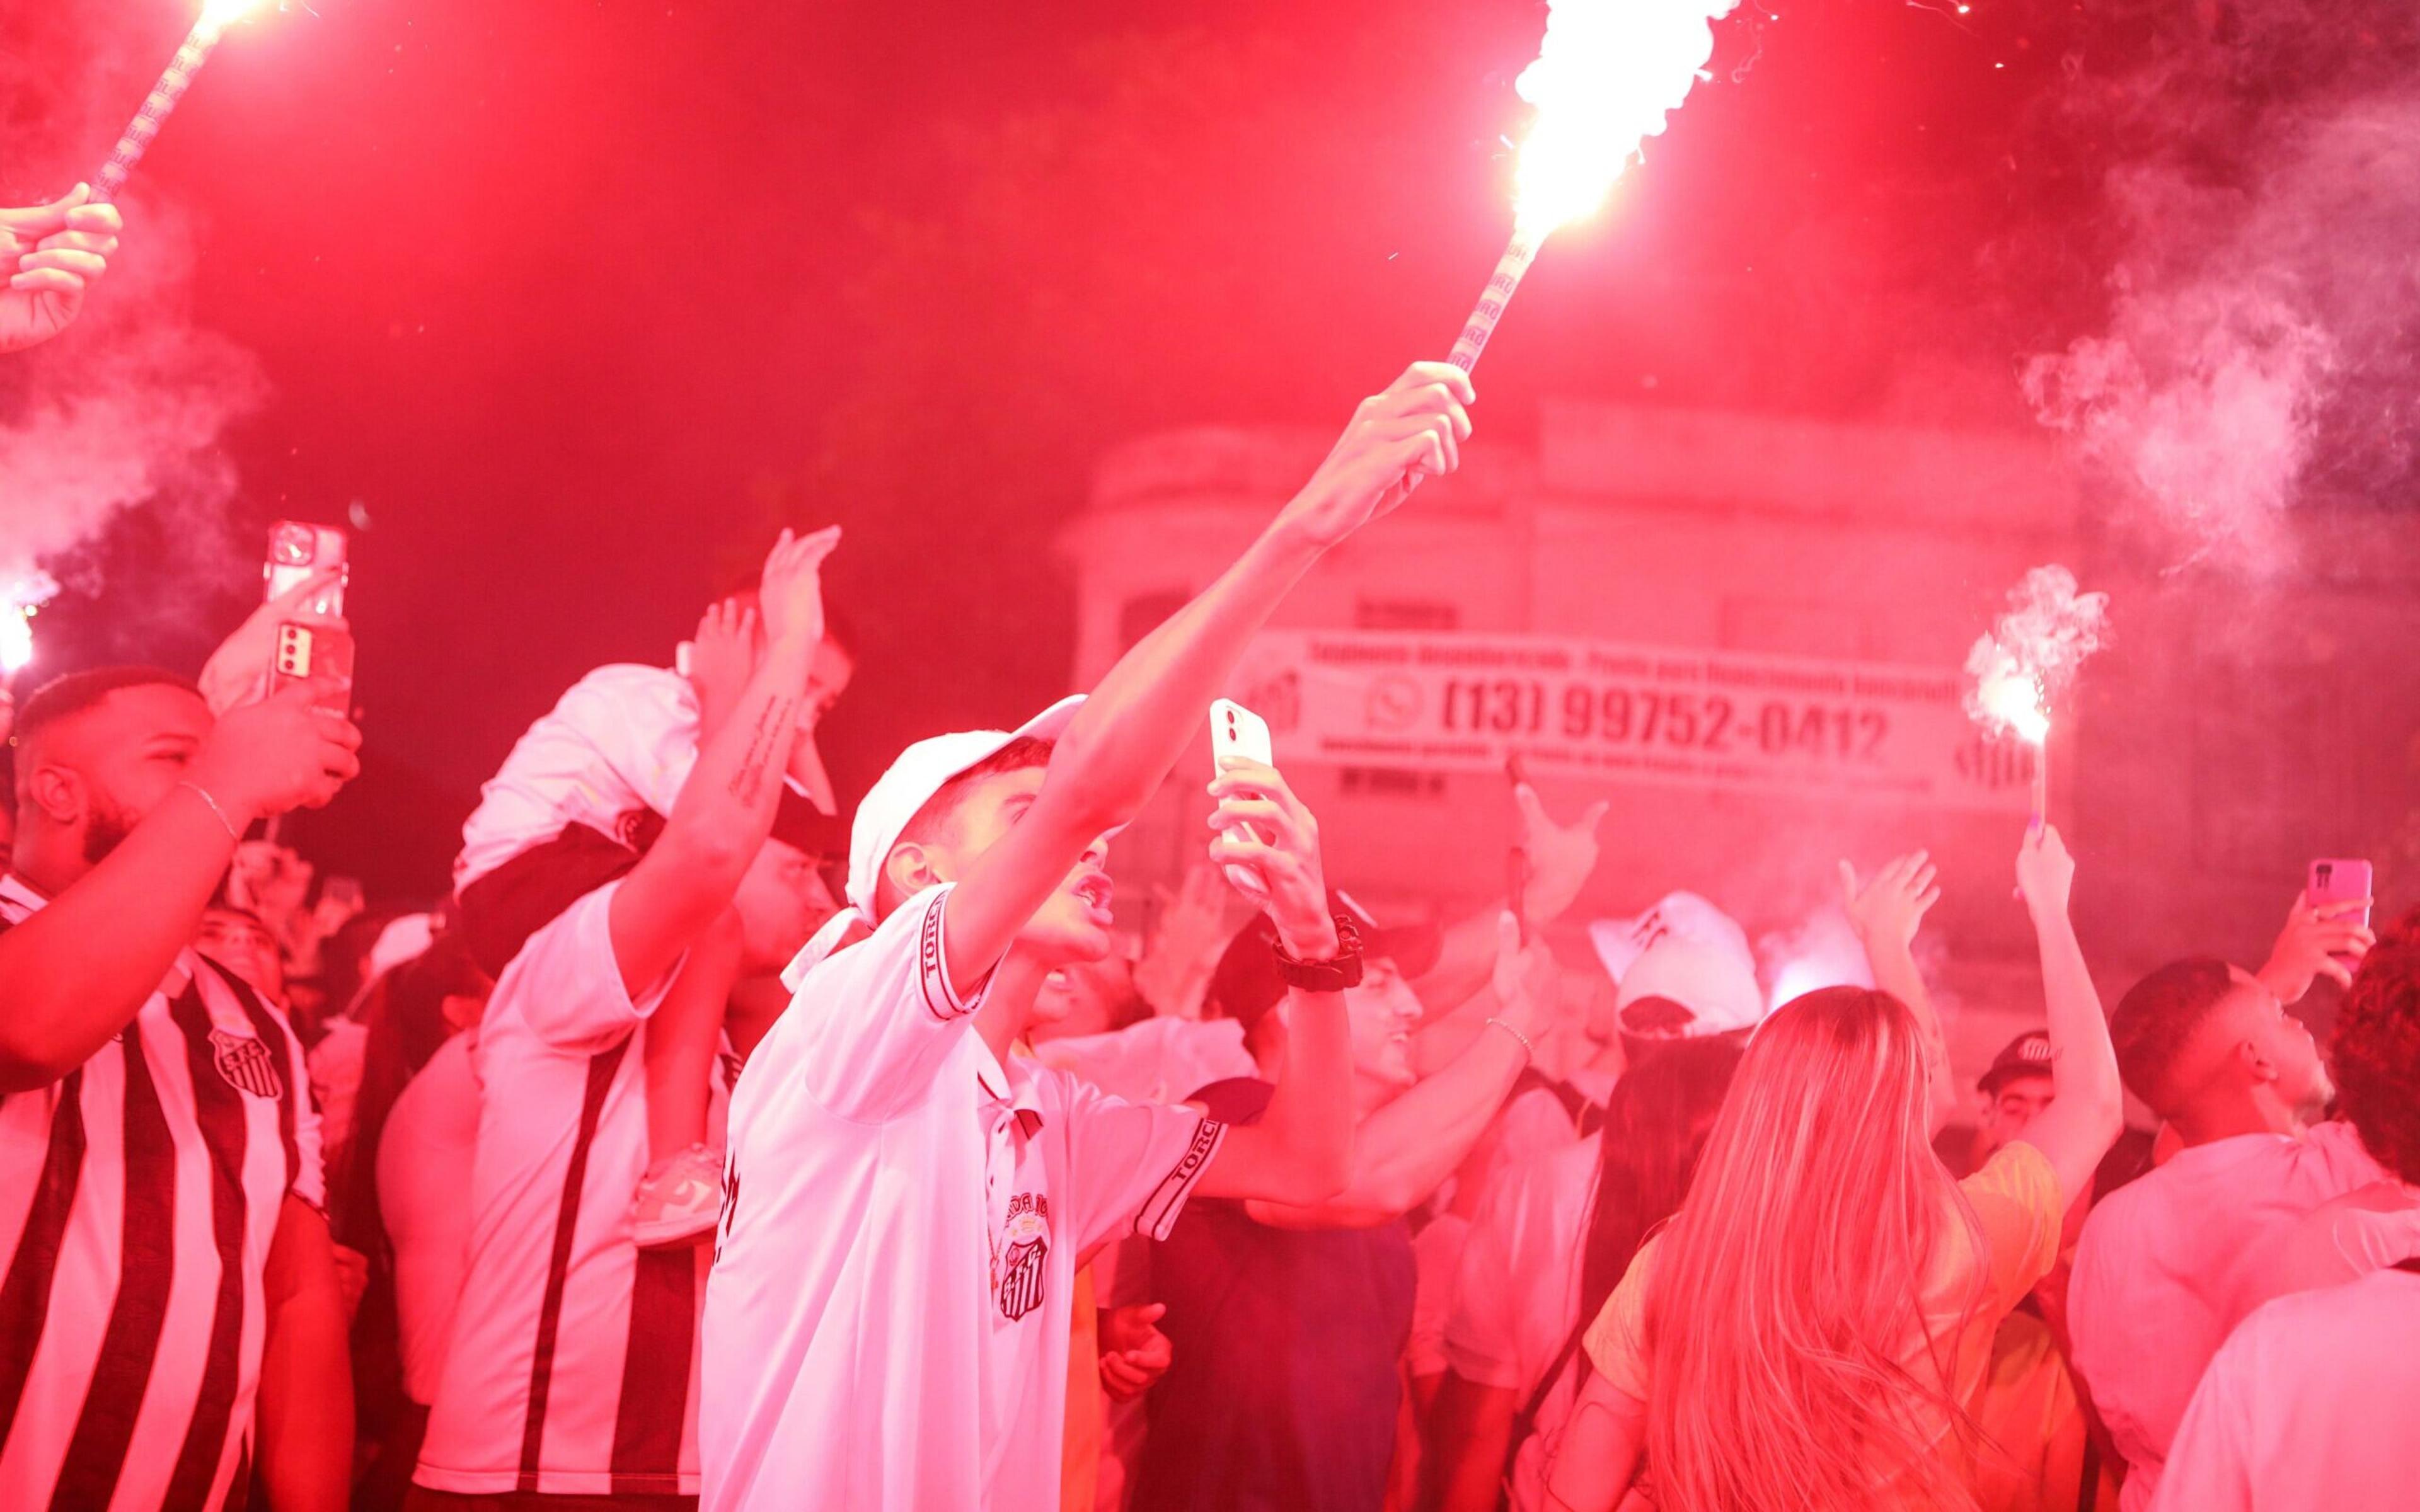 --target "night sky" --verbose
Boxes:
[4,0,2408,900]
